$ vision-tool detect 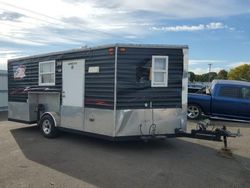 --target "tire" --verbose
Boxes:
[187,104,202,120]
[39,114,58,138]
